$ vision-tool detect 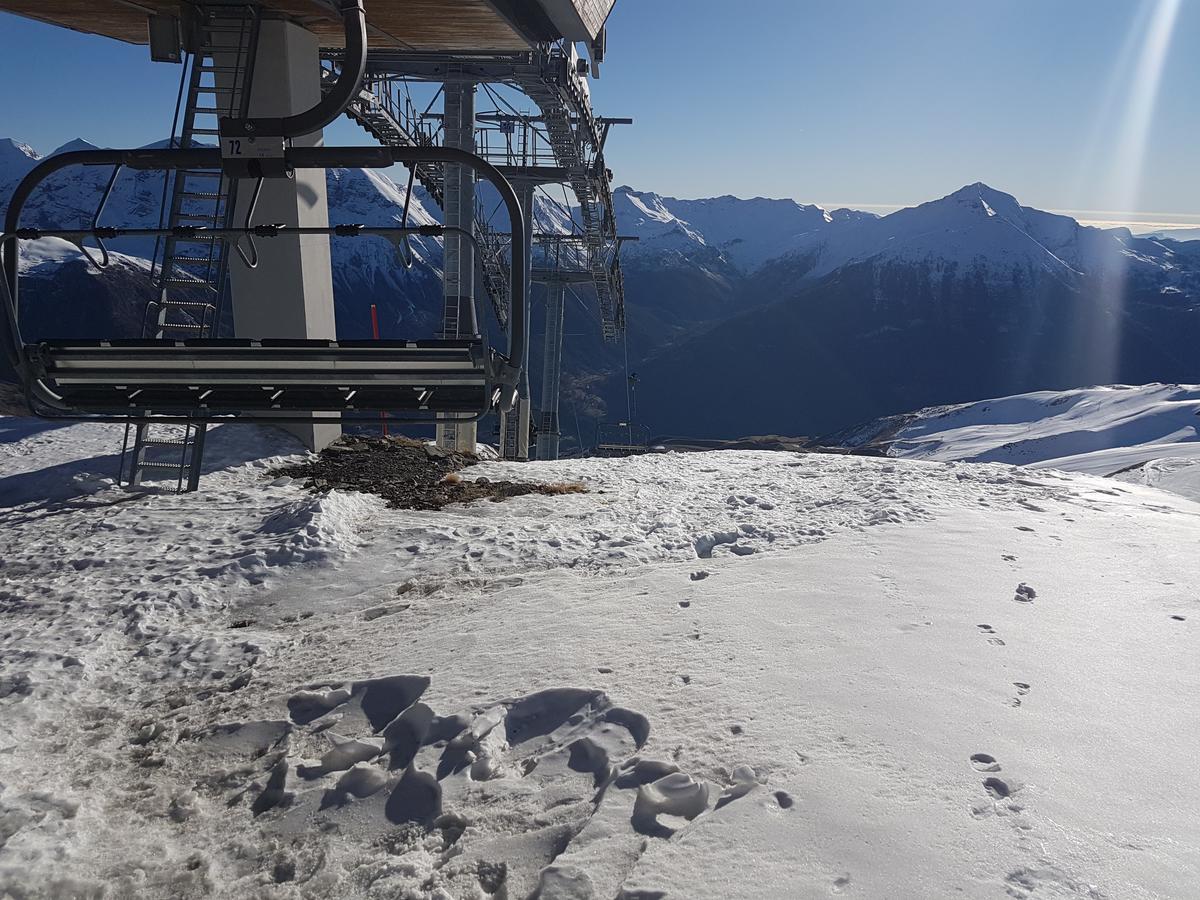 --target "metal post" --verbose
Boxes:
[536,281,566,460]
[500,181,534,460]
[437,77,478,452]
